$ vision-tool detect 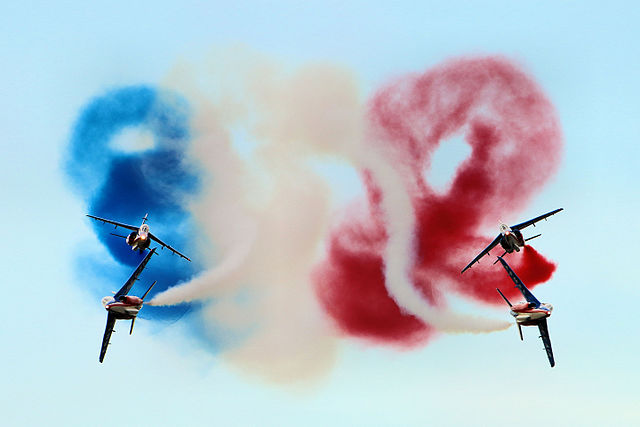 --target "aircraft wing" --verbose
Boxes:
[537,318,555,367]
[99,312,117,363]
[511,208,563,231]
[148,233,191,262]
[113,248,157,300]
[496,256,541,307]
[461,234,502,273]
[86,214,138,232]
